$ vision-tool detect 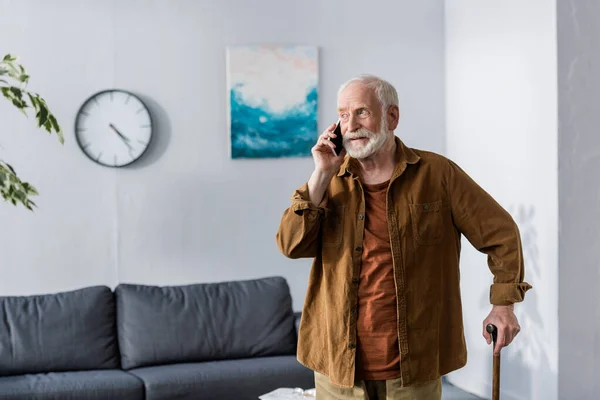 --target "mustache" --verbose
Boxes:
[343,128,376,141]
